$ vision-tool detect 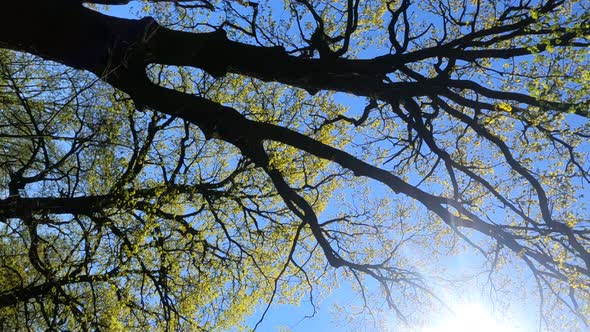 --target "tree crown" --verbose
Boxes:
[0,0,589,330]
